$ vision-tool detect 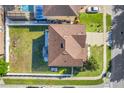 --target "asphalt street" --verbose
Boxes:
[110,5,124,88]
